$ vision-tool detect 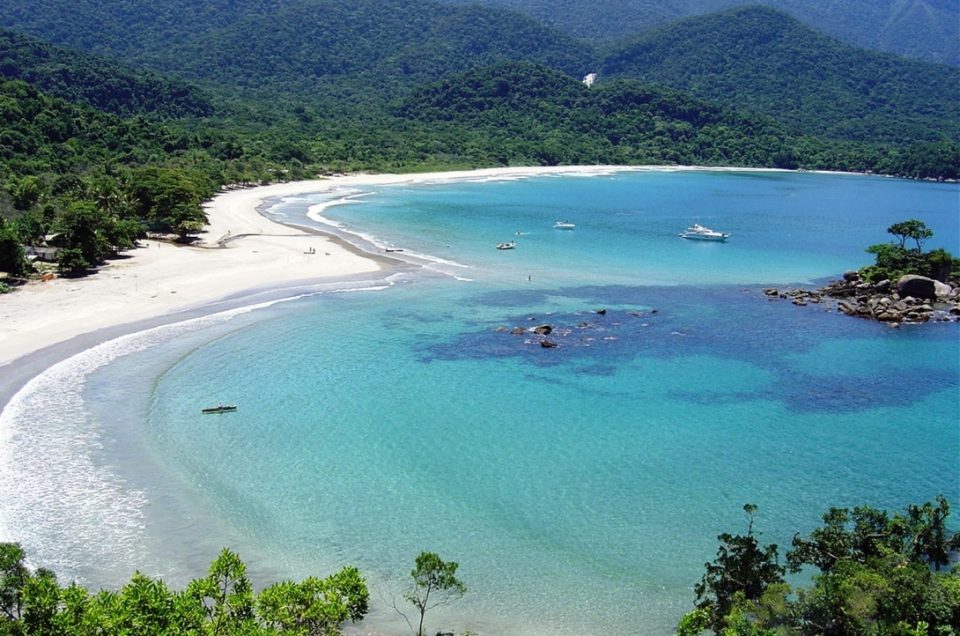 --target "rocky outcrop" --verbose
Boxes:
[897,275,937,300]
[764,271,960,325]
